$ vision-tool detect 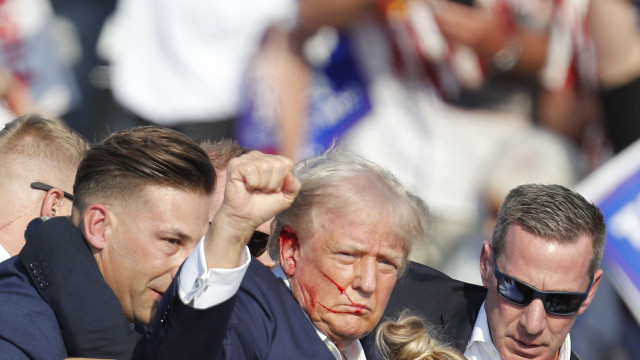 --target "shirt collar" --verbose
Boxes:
[0,244,10,263]
[272,264,288,285]
[465,302,572,360]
